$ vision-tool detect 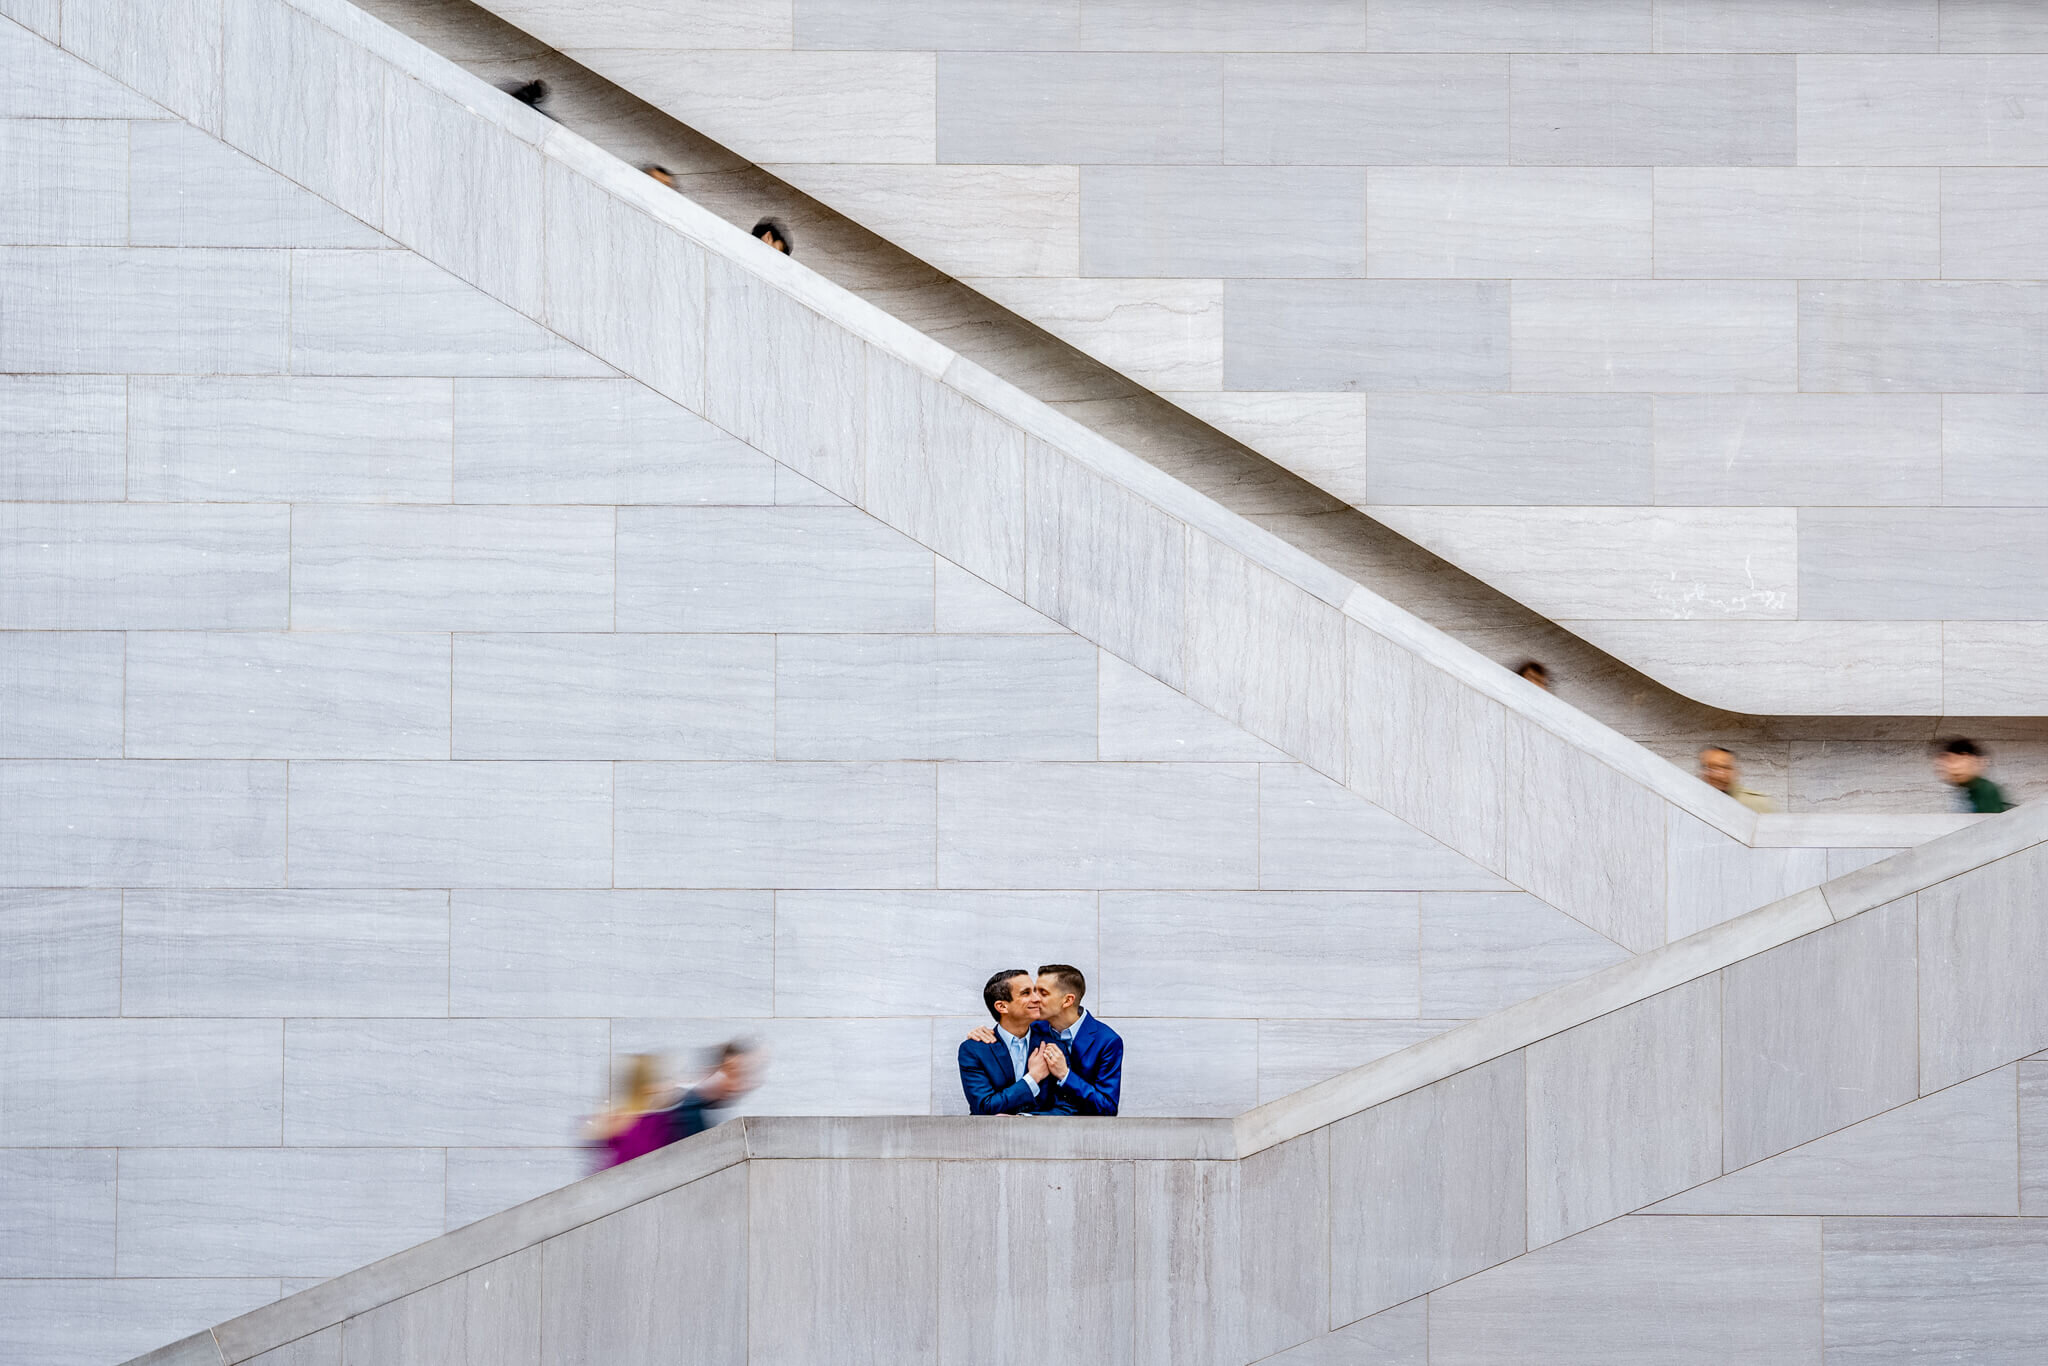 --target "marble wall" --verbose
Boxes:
[468,0,2048,716]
